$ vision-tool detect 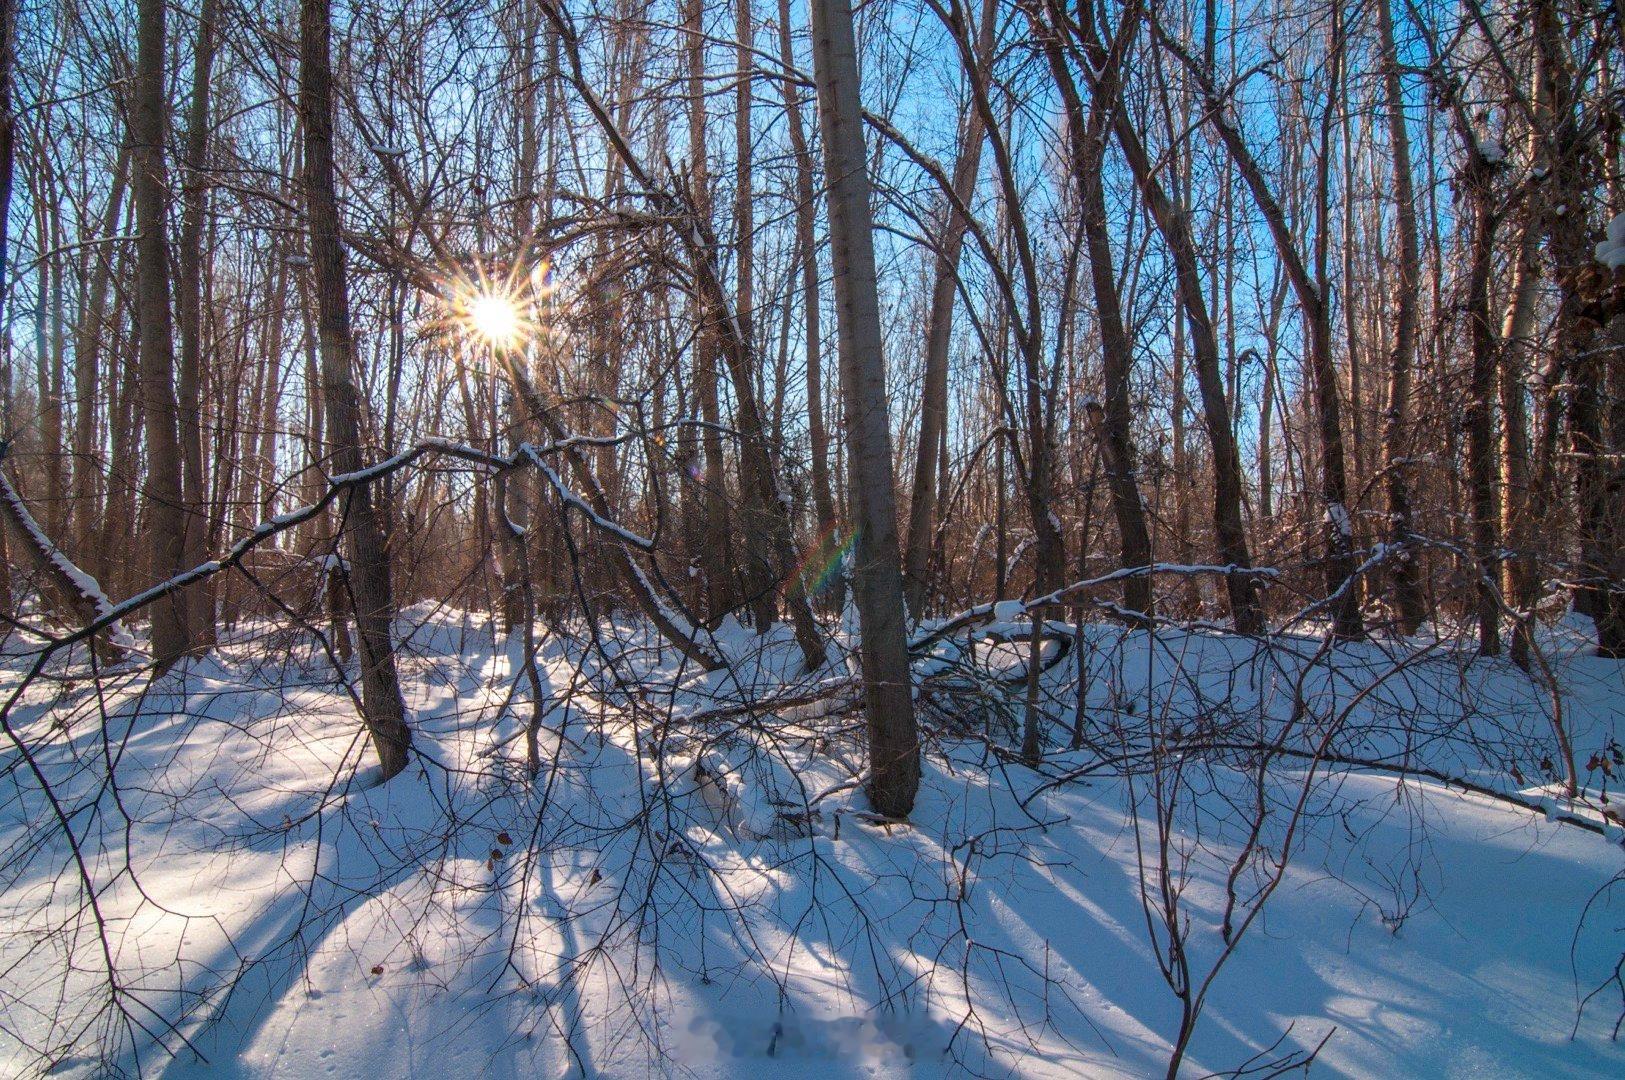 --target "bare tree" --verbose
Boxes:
[132,0,195,667]
[1062,4,1261,632]
[808,0,920,817]
[299,0,413,779]
[1158,14,1362,639]
[902,0,995,620]
[1375,0,1426,636]
[775,0,839,611]
[176,0,221,648]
